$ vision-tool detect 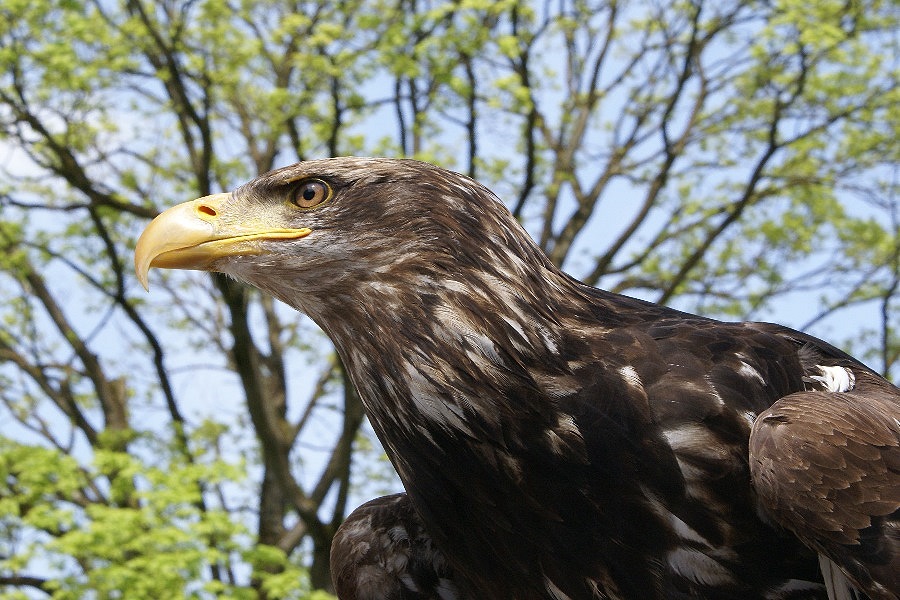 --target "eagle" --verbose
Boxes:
[135,157,899,600]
